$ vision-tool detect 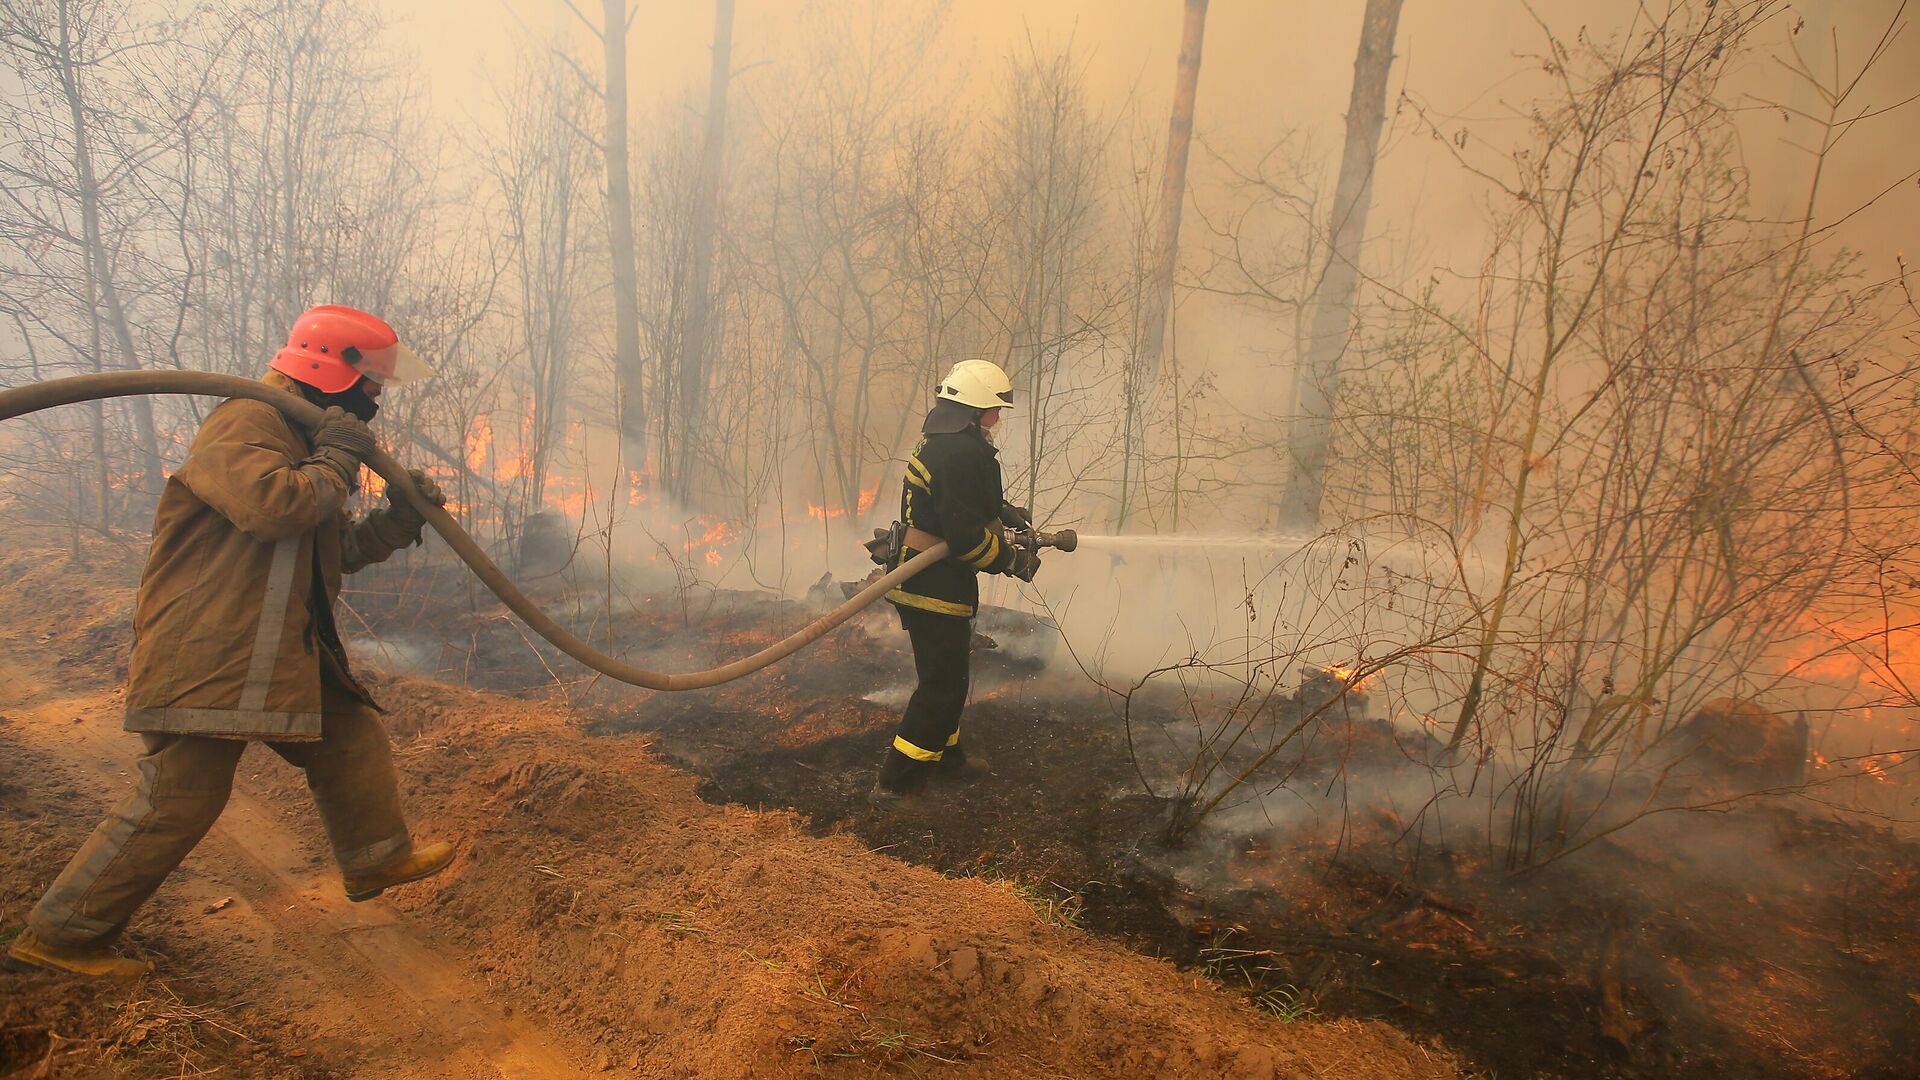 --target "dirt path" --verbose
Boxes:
[2,666,585,1079]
